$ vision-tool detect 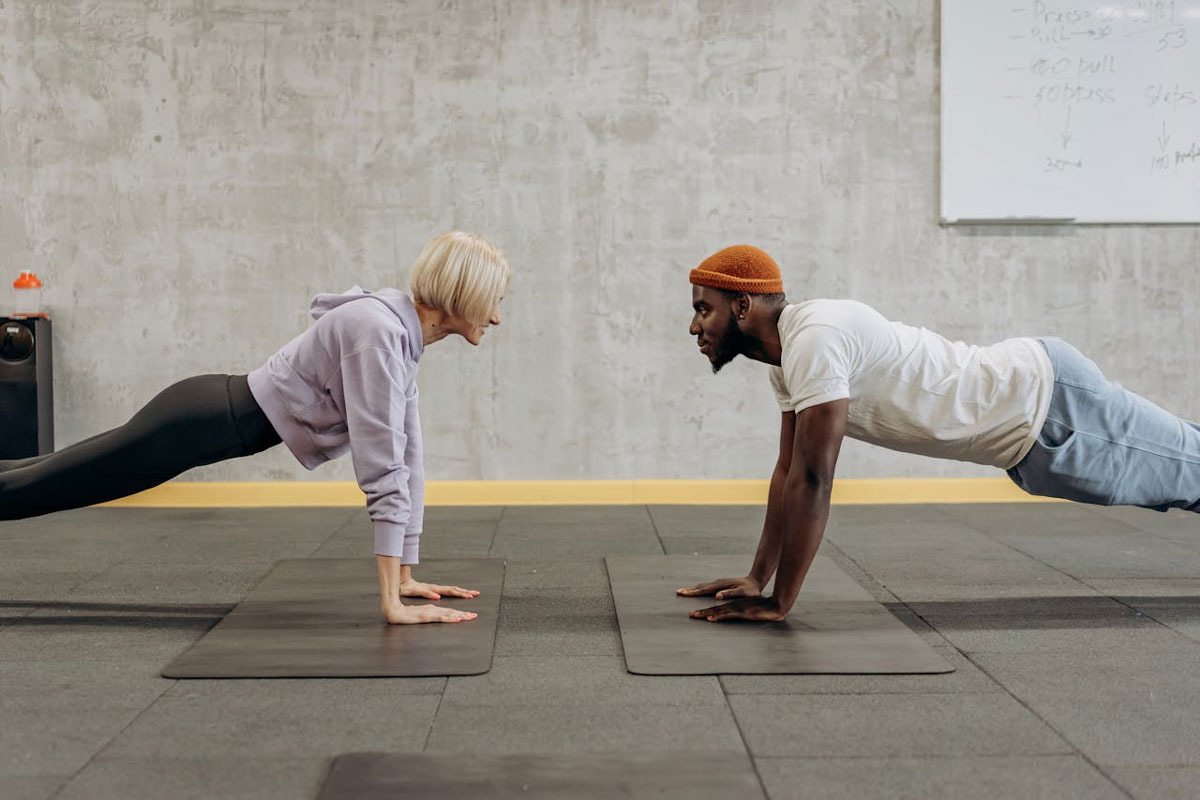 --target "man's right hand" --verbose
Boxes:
[382,602,478,625]
[676,576,762,600]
